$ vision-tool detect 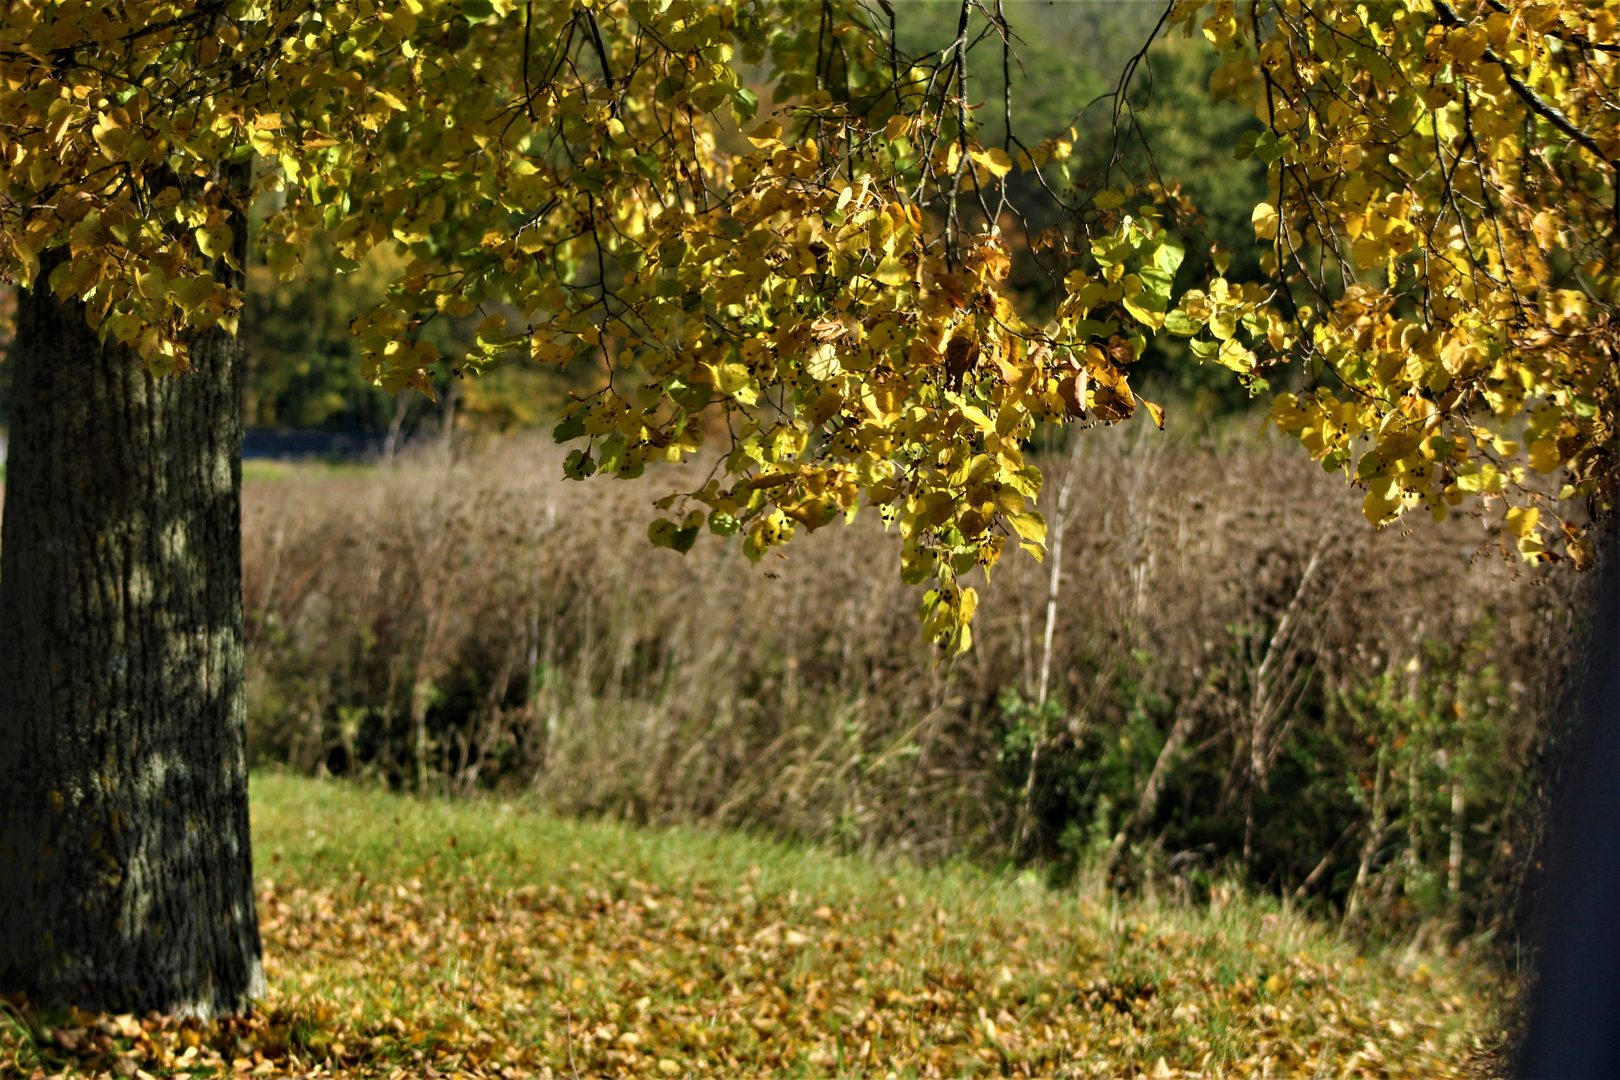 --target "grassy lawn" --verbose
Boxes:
[4,773,1511,1078]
